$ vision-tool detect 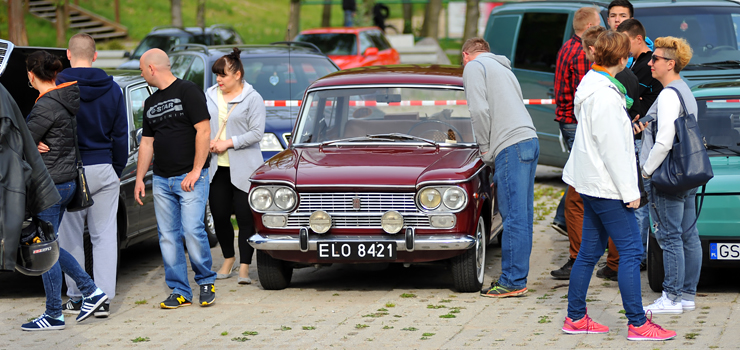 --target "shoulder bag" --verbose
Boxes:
[650,87,714,194]
[67,122,94,212]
